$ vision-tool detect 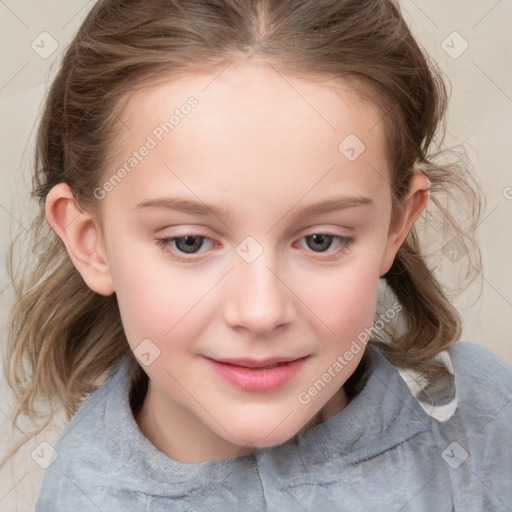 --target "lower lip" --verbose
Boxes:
[203,357,308,392]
